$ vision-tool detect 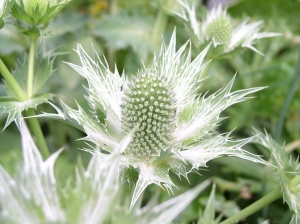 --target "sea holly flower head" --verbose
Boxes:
[0,120,210,223]
[11,0,70,27]
[175,0,280,54]
[201,4,233,46]
[50,32,270,207]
